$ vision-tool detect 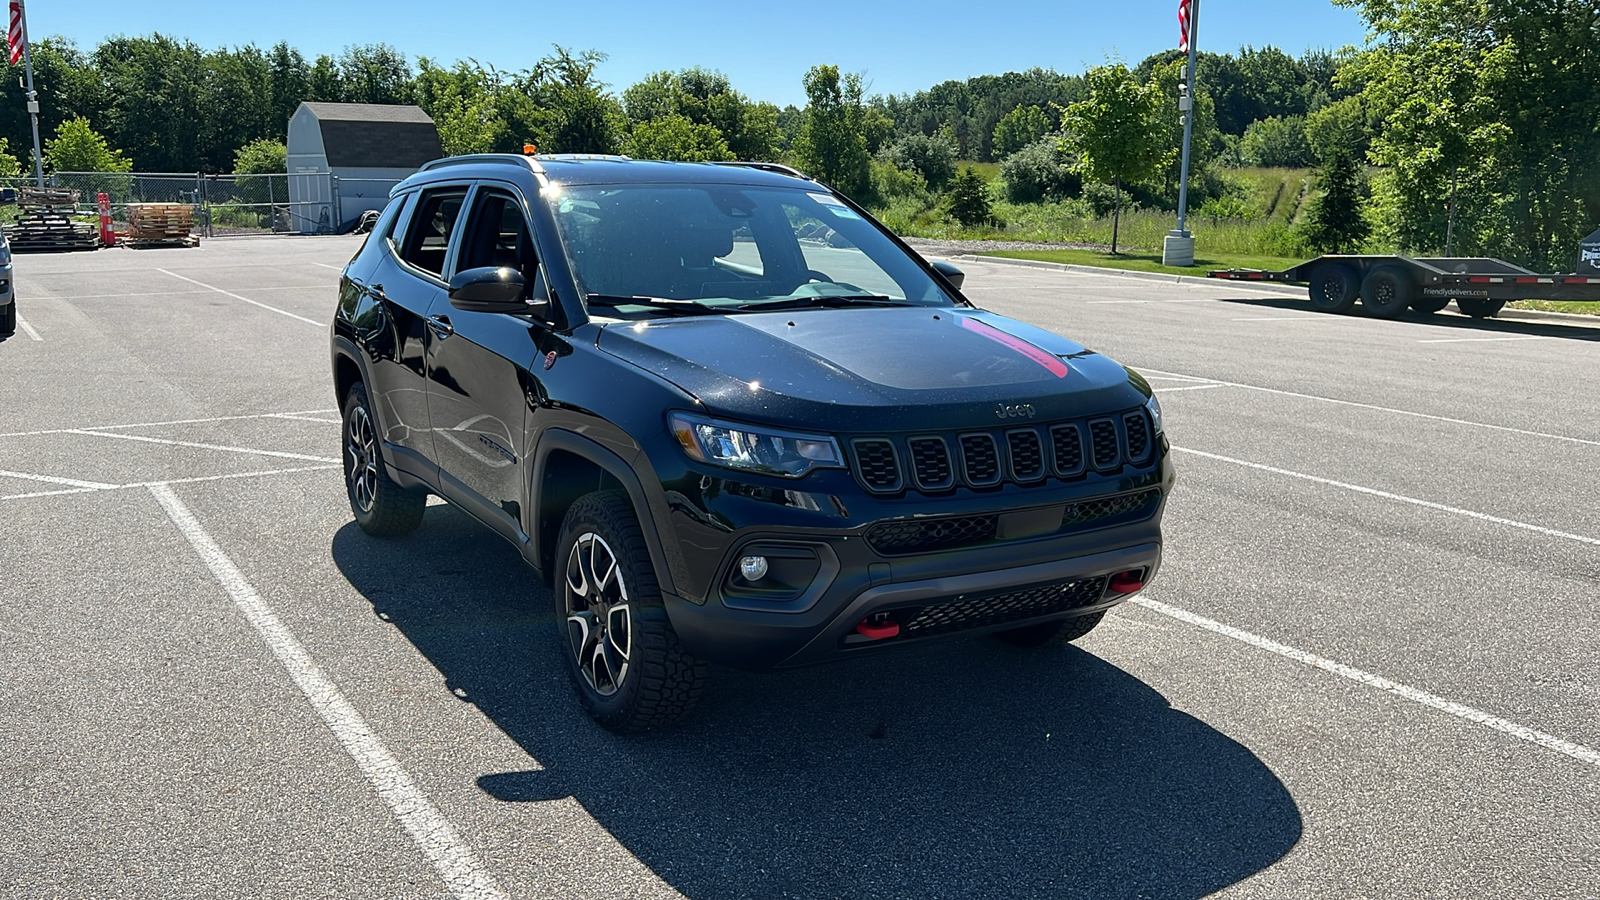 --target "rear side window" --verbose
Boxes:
[400,188,468,276]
